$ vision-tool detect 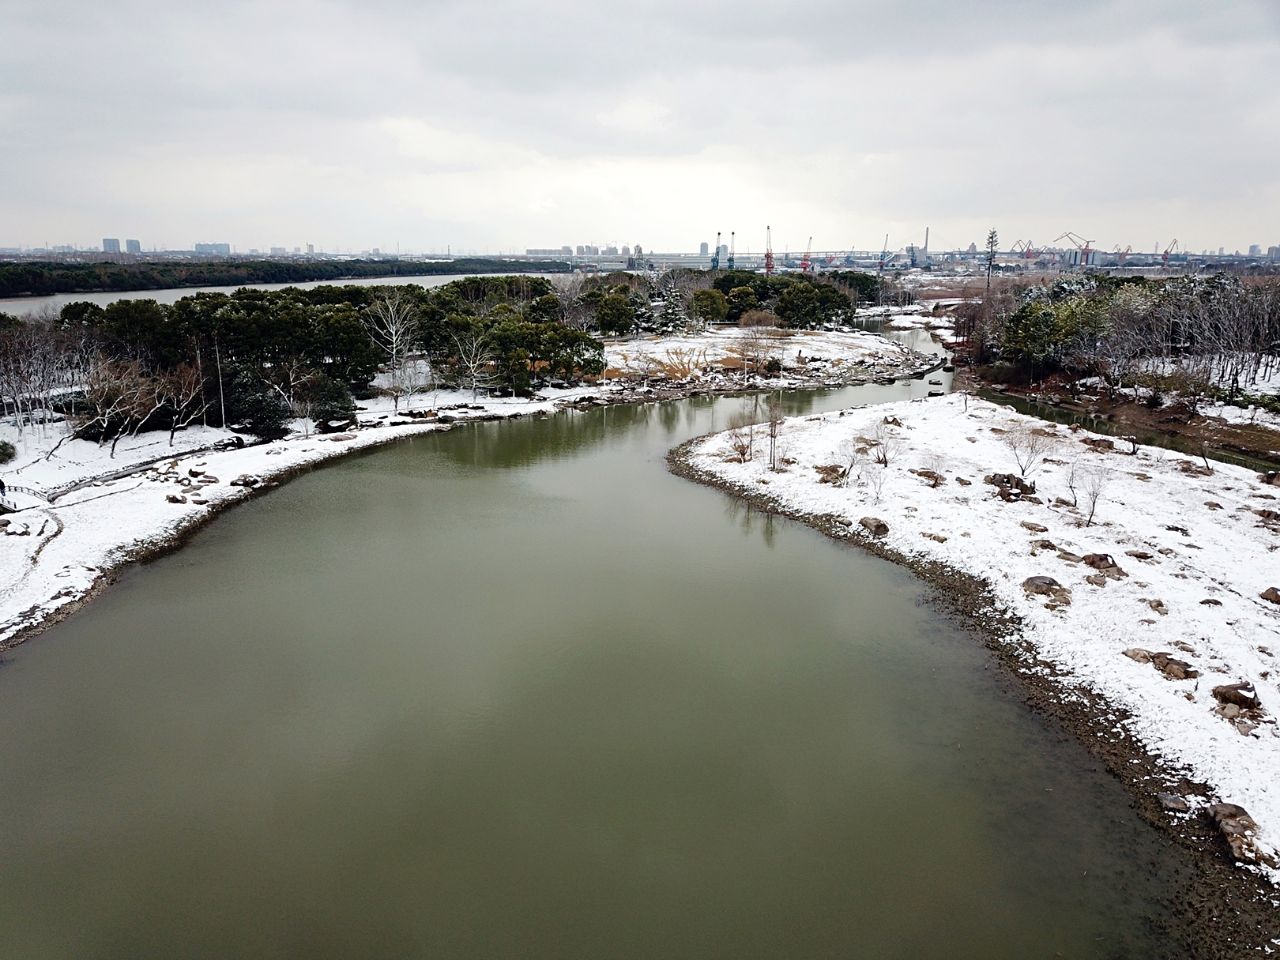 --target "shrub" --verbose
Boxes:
[0,440,15,464]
